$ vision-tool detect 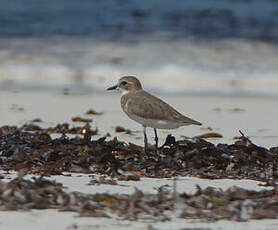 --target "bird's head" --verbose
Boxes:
[107,76,142,94]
